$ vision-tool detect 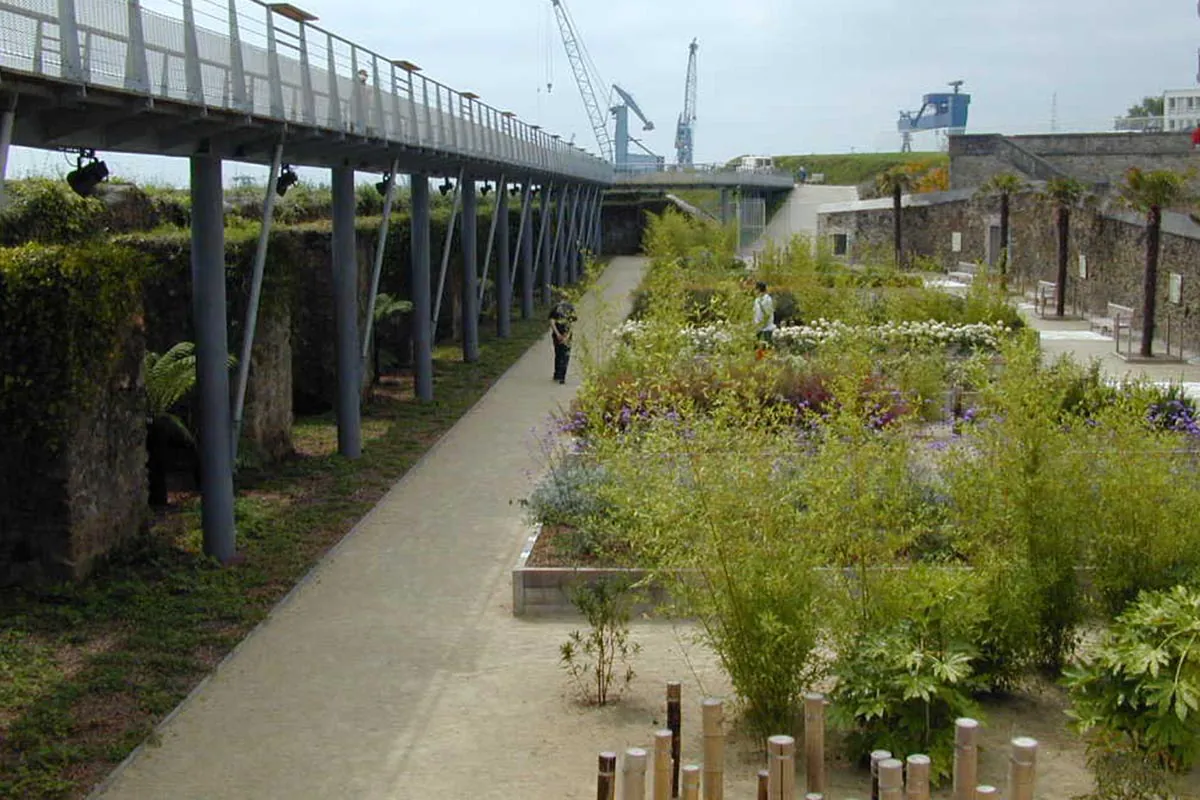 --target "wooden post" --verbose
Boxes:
[869,750,892,800]
[905,754,931,800]
[975,787,998,797]
[668,683,682,798]
[654,730,673,800]
[767,735,796,800]
[623,748,648,800]
[1007,737,1038,800]
[597,752,617,800]
[803,693,826,794]
[757,770,770,800]
[953,718,980,800]
[702,699,724,800]
[878,758,904,800]
[682,766,701,800]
